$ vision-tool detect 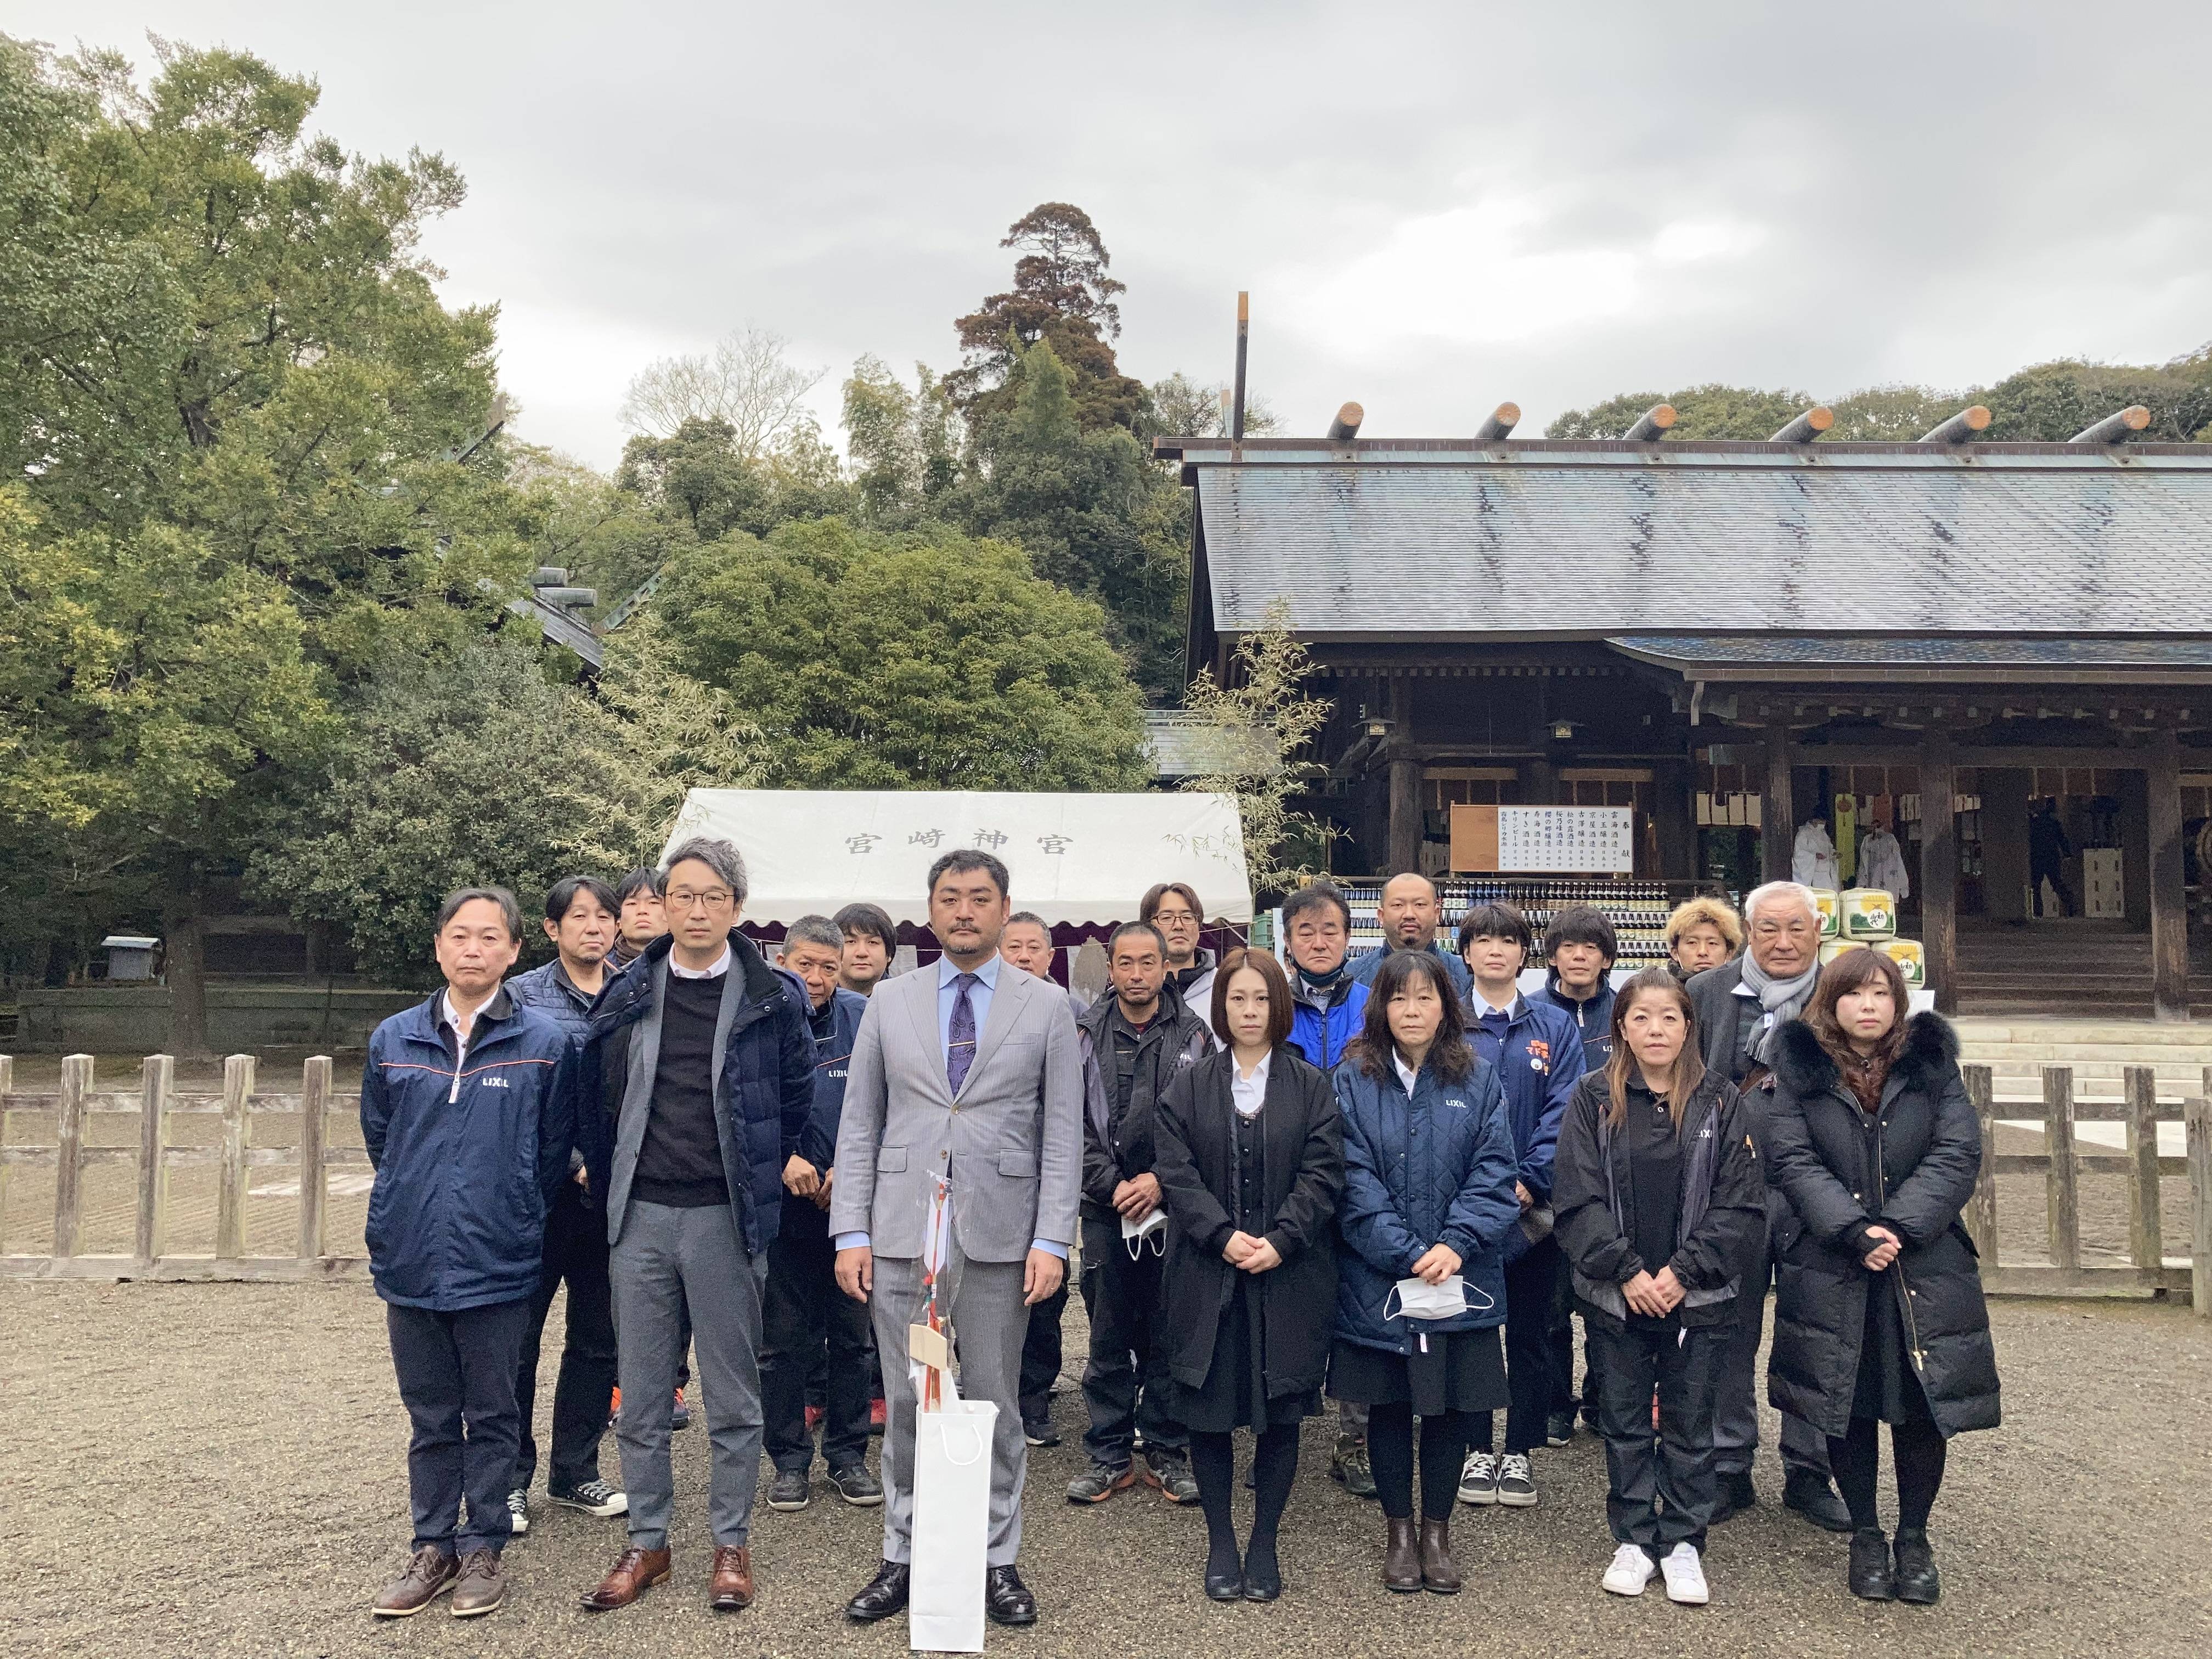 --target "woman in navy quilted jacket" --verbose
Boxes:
[1329,951,1521,1597]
